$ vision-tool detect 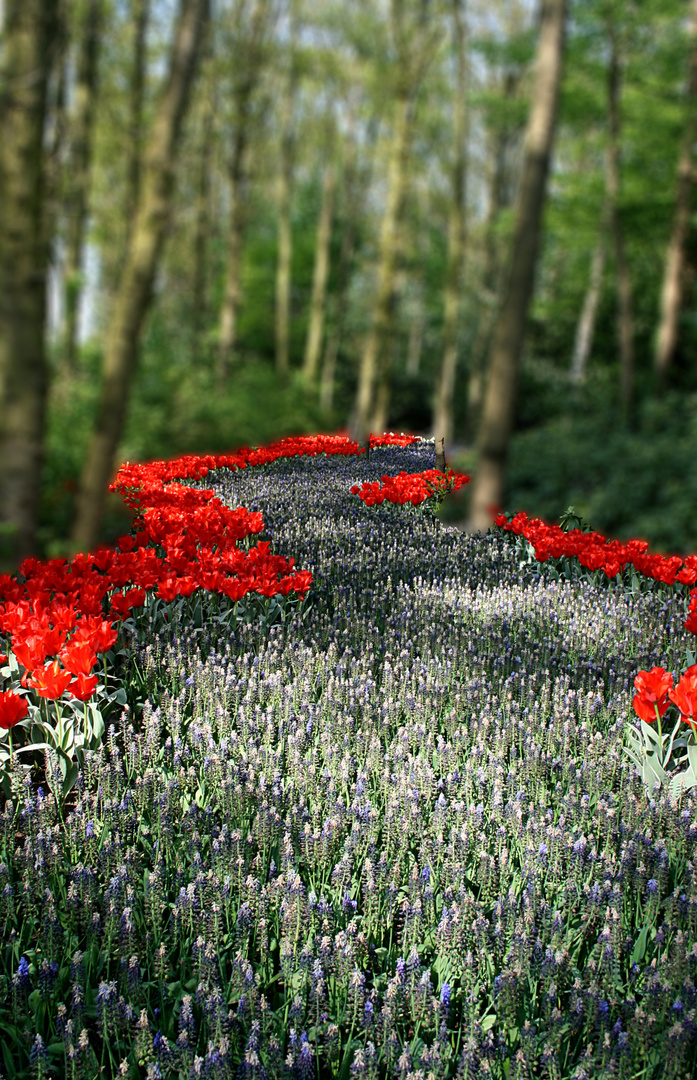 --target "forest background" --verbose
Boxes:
[1,0,697,571]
